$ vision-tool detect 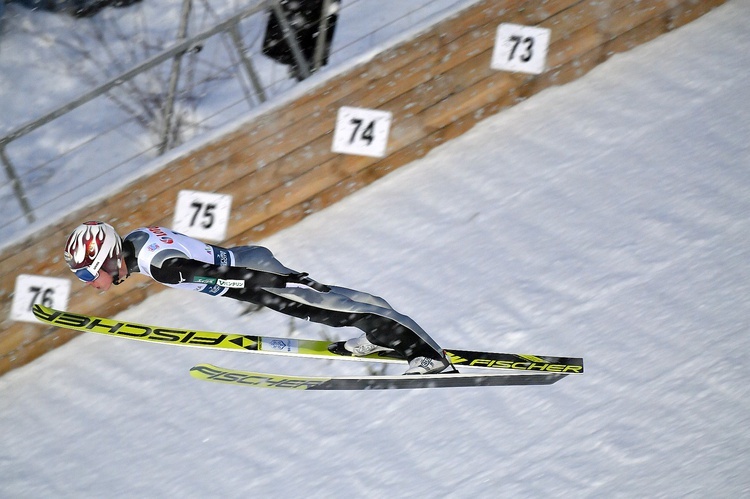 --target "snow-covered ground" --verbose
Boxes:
[2,1,749,497]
